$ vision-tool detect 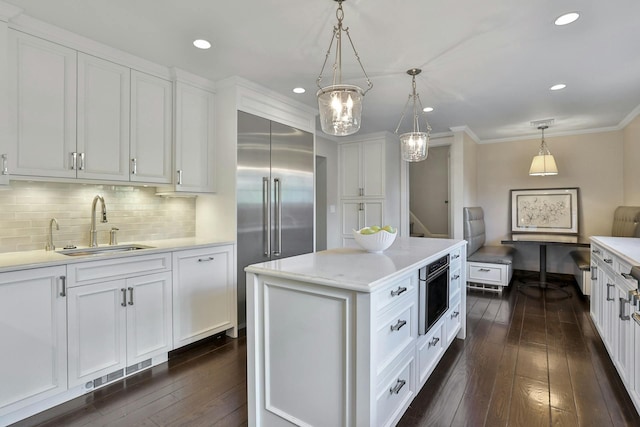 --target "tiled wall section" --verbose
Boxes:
[0,181,196,253]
